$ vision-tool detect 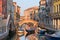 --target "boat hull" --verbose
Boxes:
[46,35,60,40]
[0,31,9,40]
